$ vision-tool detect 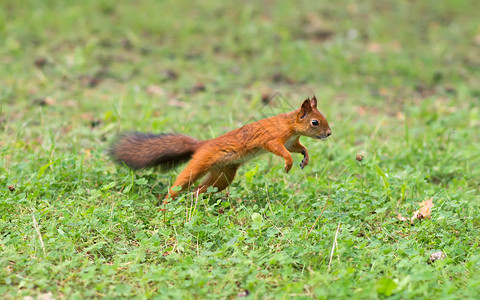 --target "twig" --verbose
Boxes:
[306,183,331,239]
[191,190,200,221]
[201,195,211,218]
[328,220,341,272]
[186,192,190,222]
[32,214,46,256]
[149,182,157,194]
[306,203,328,239]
